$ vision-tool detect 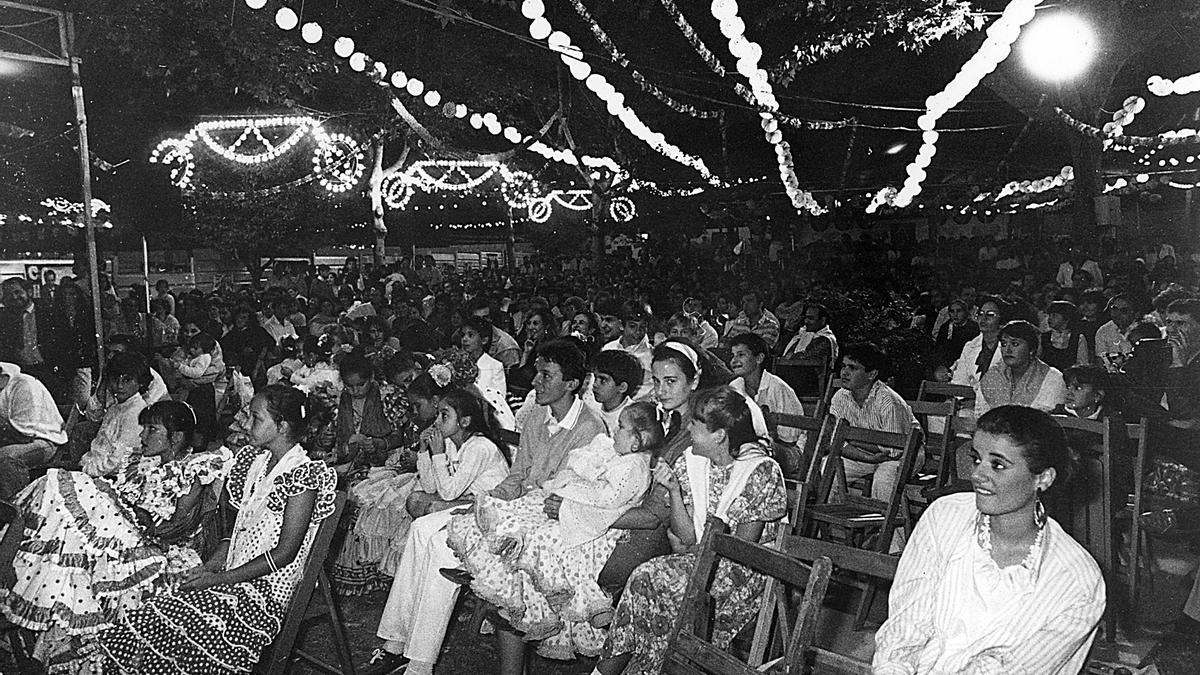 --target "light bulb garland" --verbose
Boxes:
[381,160,538,211]
[1101,95,1145,138]
[568,0,721,120]
[709,0,823,216]
[877,0,1044,212]
[1055,108,1200,148]
[526,189,637,224]
[519,0,722,185]
[150,116,366,194]
[1147,70,1200,97]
